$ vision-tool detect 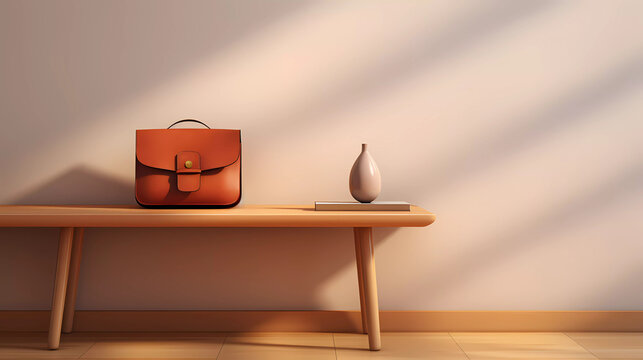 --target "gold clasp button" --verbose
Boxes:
[184,160,193,169]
